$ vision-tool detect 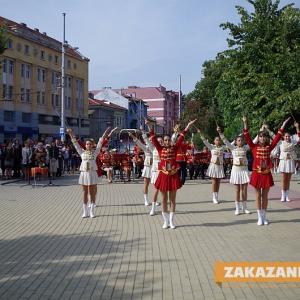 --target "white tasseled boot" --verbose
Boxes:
[169,212,176,229]
[234,201,240,215]
[280,190,286,202]
[286,190,291,202]
[242,201,251,214]
[149,202,156,216]
[144,194,150,206]
[162,212,169,229]
[82,204,89,218]
[261,209,268,225]
[90,203,95,218]
[212,192,218,204]
[257,210,263,226]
